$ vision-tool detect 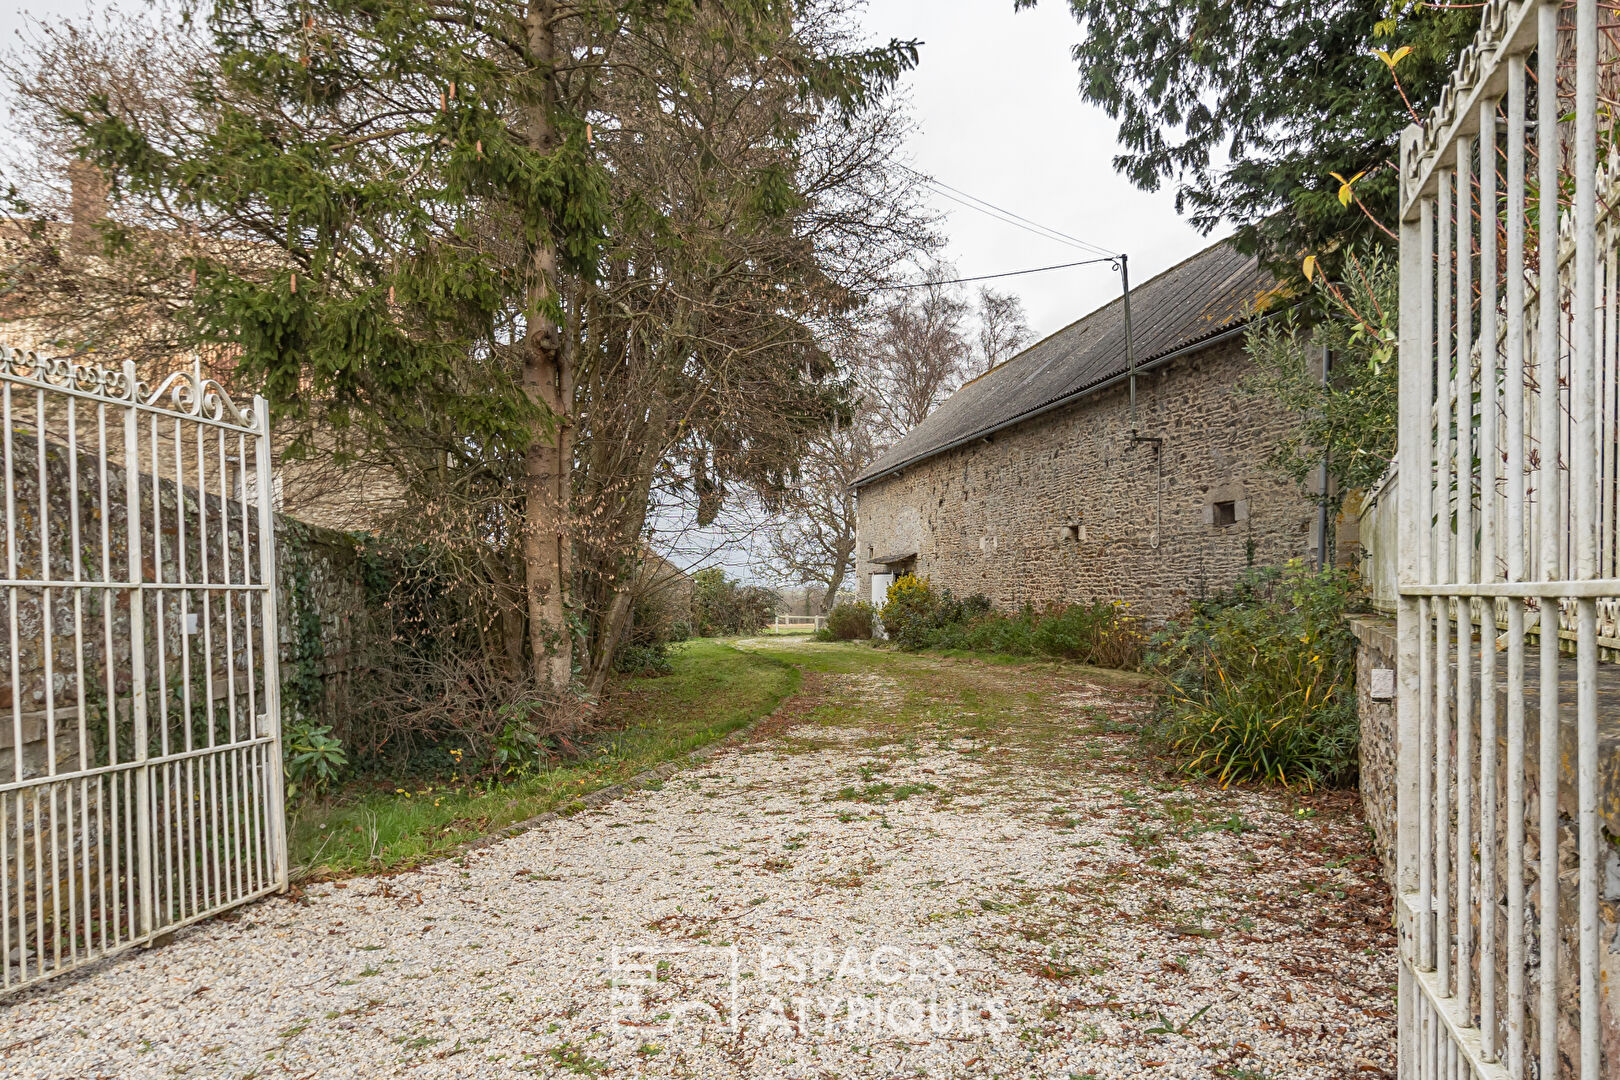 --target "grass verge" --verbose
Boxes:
[288,639,799,879]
